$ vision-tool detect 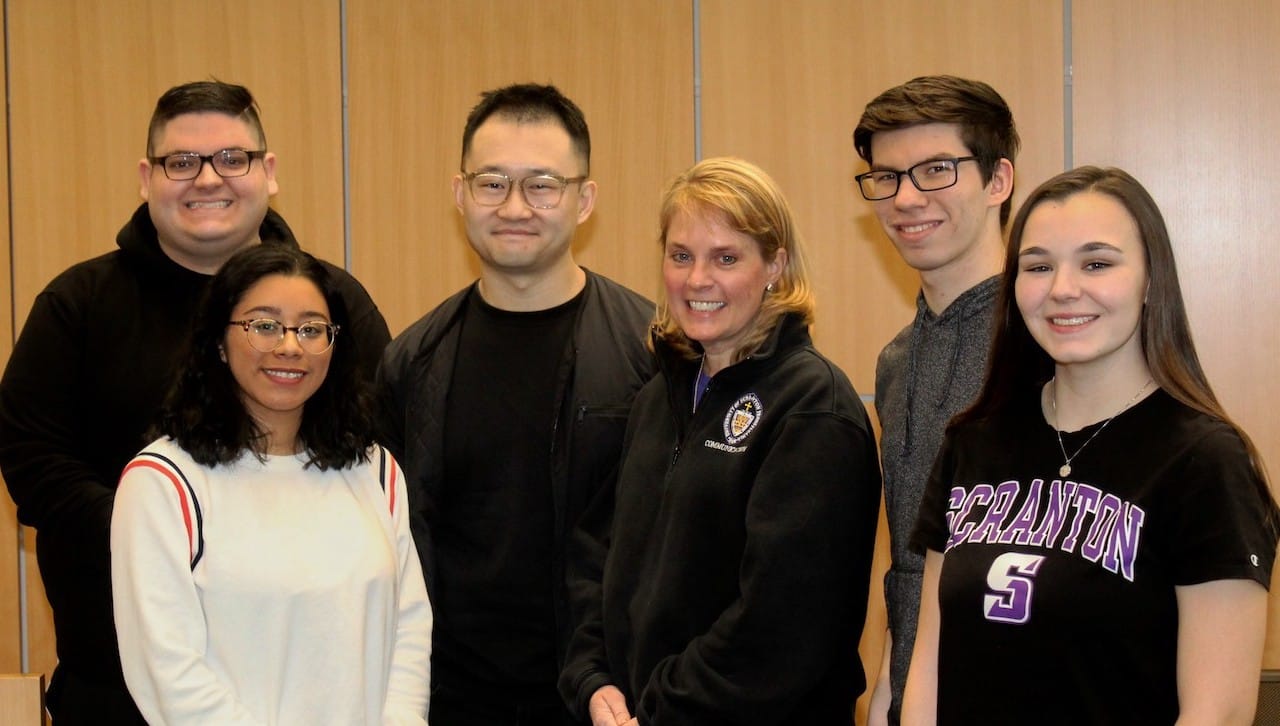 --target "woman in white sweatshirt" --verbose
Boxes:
[112,244,431,725]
